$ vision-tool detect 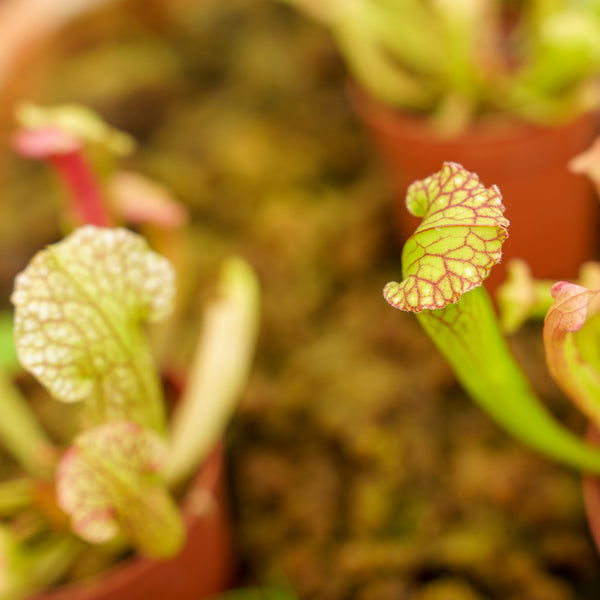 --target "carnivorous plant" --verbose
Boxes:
[281,0,600,134]
[0,104,260,598]
[384,161,600,472]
